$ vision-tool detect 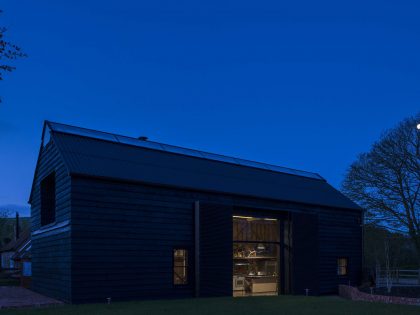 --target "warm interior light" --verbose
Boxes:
[257,243,266,250]
[233,215,277,221]
[233,216,254,220]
